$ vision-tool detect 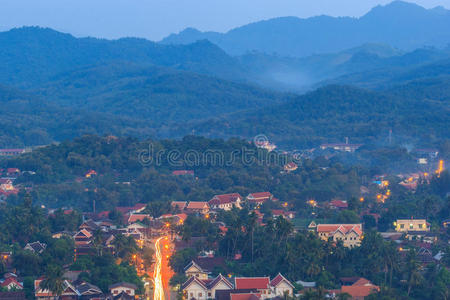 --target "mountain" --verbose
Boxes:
[0,27,247,88]
[36,62,288,123]
[322,56,450,91]
[0,84,157,147]
[172,85,450,148]
[0,61,289,147]
[161,1,450,57]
